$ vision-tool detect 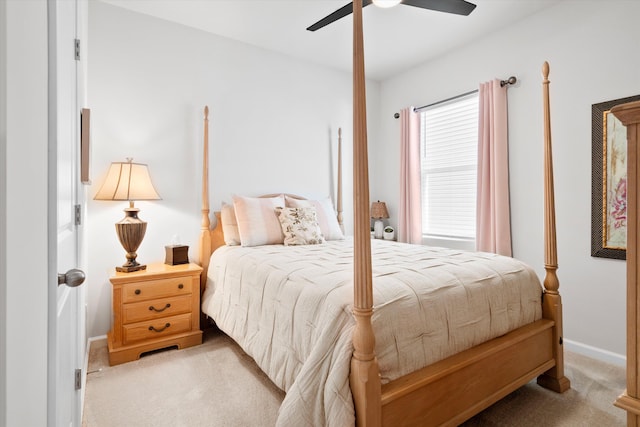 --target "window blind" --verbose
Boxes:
[420,92,478,240]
